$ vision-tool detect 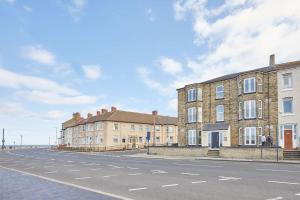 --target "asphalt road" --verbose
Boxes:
[0,148,300,200]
